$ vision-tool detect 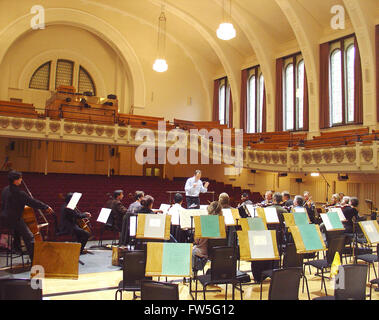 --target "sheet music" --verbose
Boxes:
[328,207,346,222]
[246,204,257,217]
[320,213,333,231]
[248,230,275,260]
[222,209,235,225]
[66,192,82,210]
[97,208,112,224]
[144,215,166,239]
[361,221,379,244]
[179,209,208,229]
[264,207,279,223]
[159,204,171,214]
[294,207,306,213]
[200,205,208,210]
[149,217,161,228]
[129,216,137,237]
